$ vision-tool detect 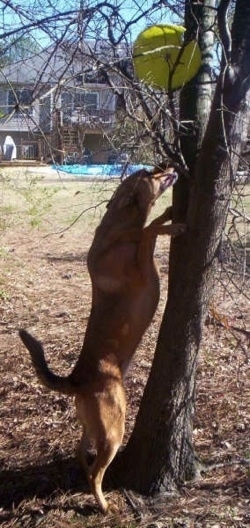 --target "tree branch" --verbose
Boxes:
[217,0,232,65]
